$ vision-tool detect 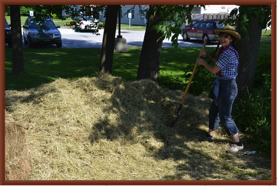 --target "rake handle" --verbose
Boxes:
[180,39,208,105]
[169,40,208,128]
